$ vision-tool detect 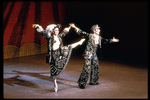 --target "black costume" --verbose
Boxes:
[38,28,72,79]
[76,29,113,88]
